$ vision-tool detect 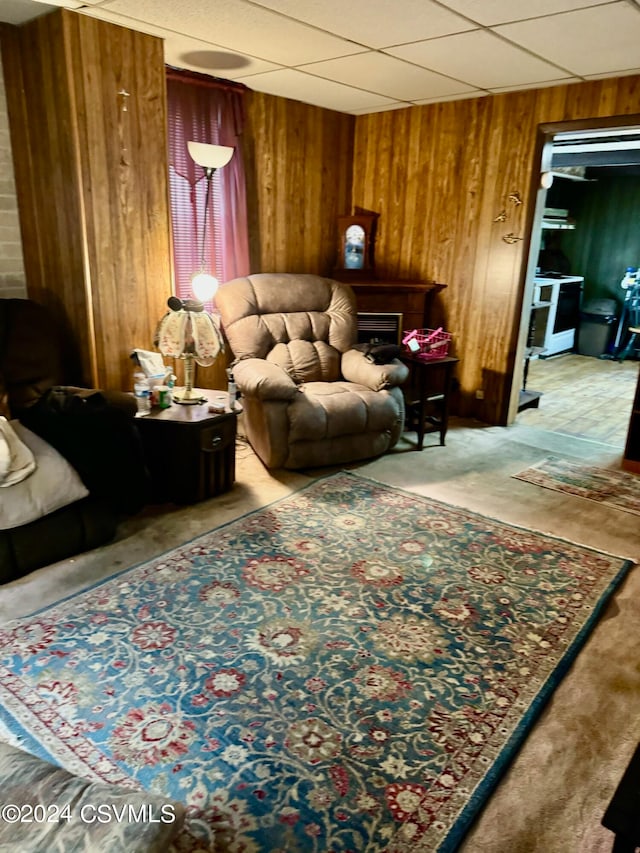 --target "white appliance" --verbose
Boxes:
[533,275,584,356]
